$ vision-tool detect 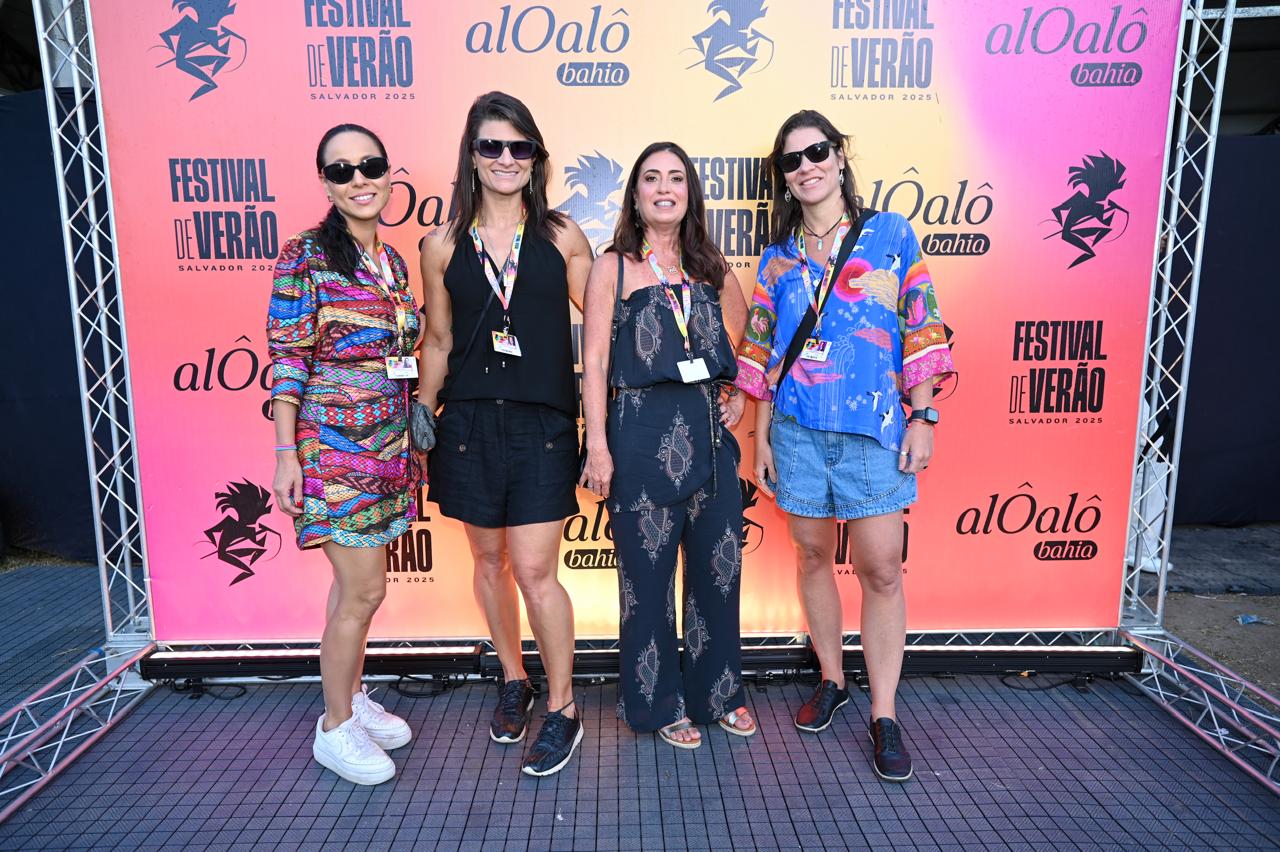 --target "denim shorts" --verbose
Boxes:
[767,416,916,520]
